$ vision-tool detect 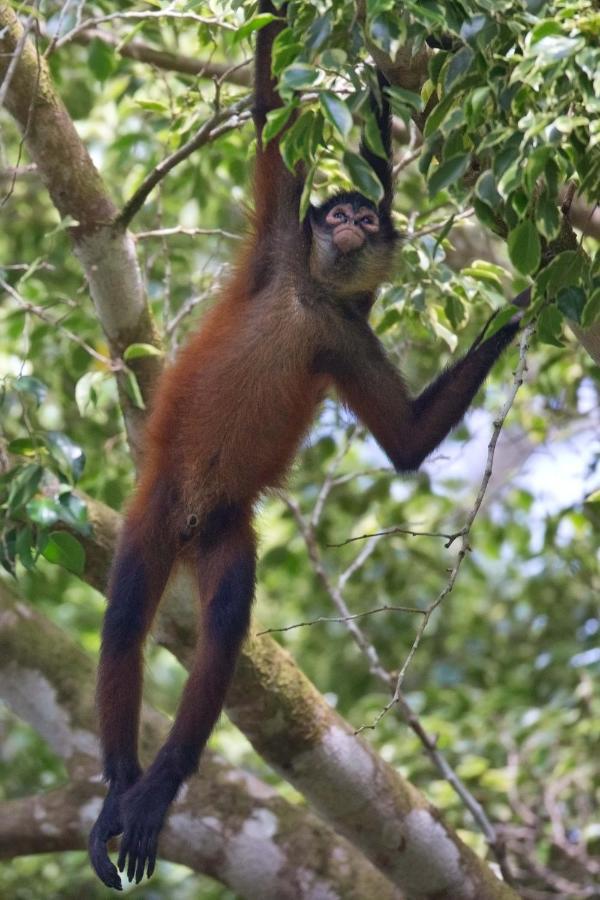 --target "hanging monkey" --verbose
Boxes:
[90,2,524,889]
